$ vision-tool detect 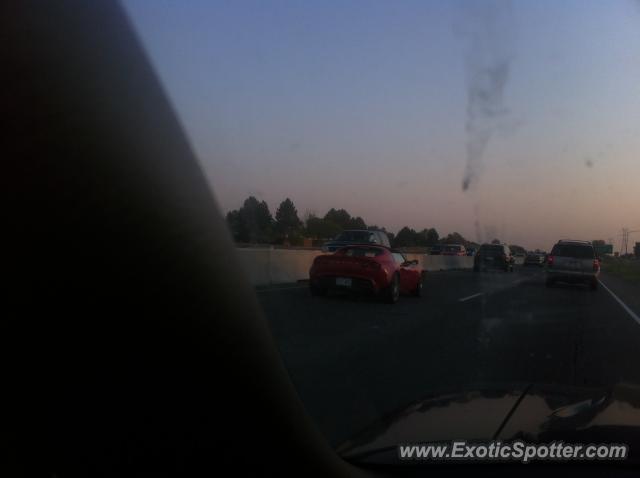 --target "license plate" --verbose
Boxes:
[336,277,352,287]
